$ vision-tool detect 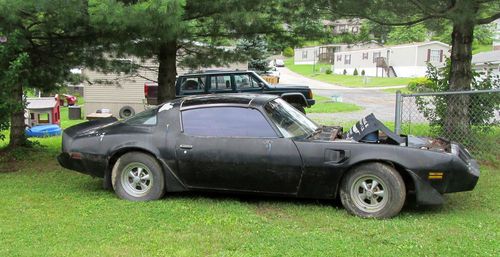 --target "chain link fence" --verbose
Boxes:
[394,89,500,156]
